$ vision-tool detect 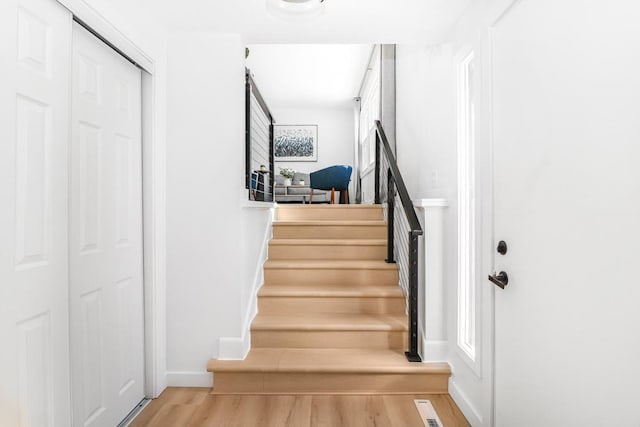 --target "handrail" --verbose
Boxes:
[374,120,423,362]
[374,121,422,235]
[246,69,275,123]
